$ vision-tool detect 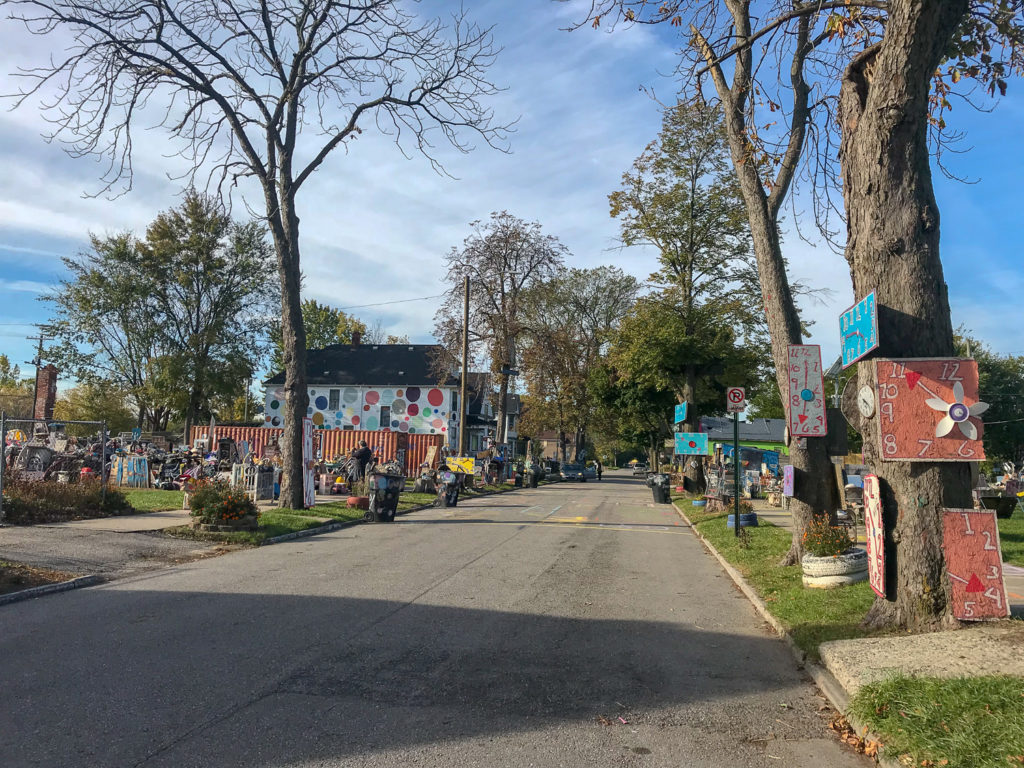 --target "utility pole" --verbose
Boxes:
[459,275,470,456]
[26,331,50,422]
